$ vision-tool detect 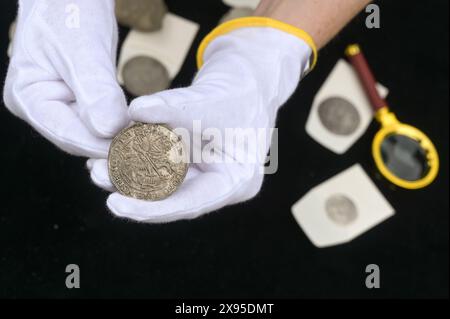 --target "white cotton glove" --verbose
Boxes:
[3,0,128,158]
[88,18,317,222]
